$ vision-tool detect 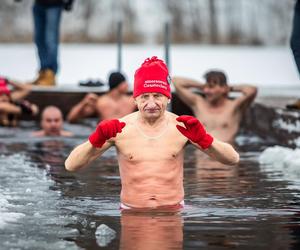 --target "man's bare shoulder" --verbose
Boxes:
[111,112,137,143]
[61,130,74,137]
[167,111,189,128]
[31,130,73,137]
[96,94,110,104]
[96,95,115,113]
[119,111,138,124]
[167,112,189,144]
[167,111,179,121]
[120,111,180,125]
